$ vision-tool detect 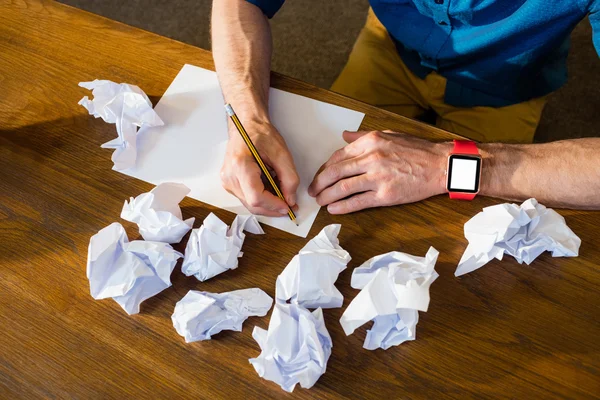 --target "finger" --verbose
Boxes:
[342,130,372,144]
[224,177,284,217]
[316,175,373,206]
[322,138,367,169]
[308,157,365,197]
[269,150,300,207]
[238,161,290,215]
[327,191,378,214]
[381,129,408,139]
